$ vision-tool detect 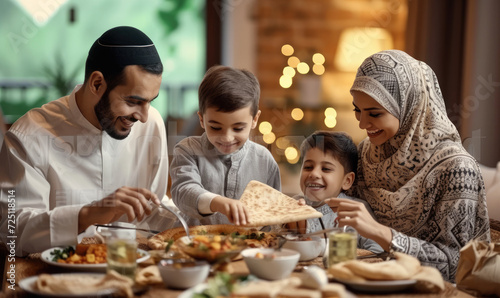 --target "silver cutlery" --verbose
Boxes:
[159,202,190,238]
[94,224,160,234]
